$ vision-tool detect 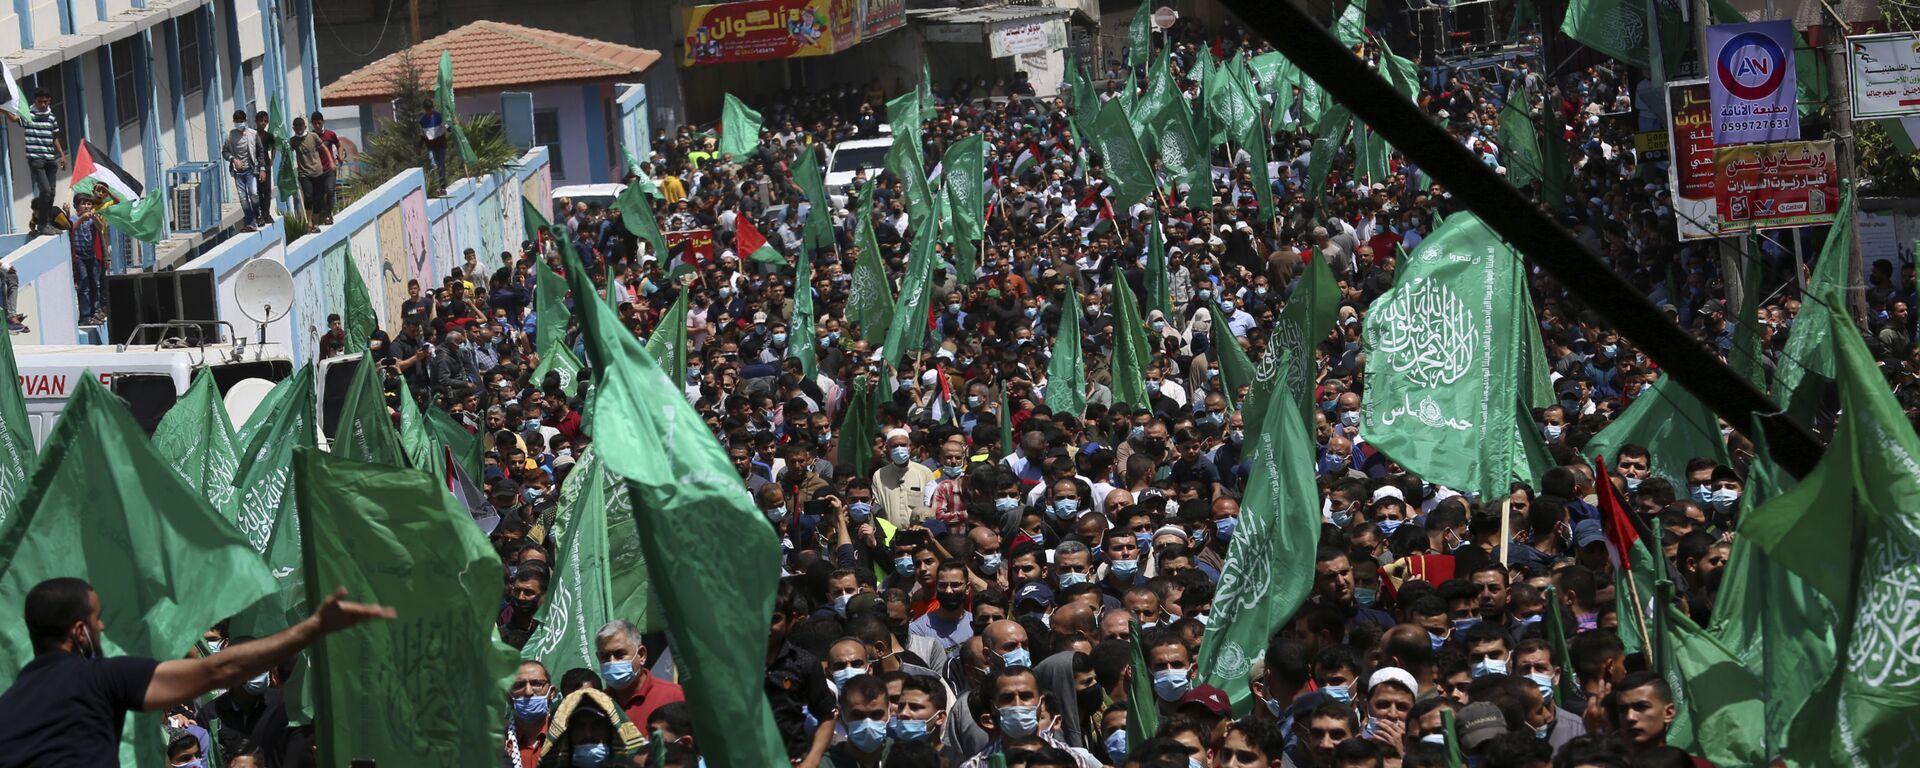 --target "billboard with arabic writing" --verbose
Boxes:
[1707,20,1799,145]
[1666,81,1718,241]
[1712,140,1838,234]
[1849,31,1920,118]
[861,0,905,40]
[682,0,858,67]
